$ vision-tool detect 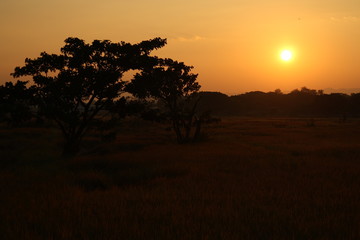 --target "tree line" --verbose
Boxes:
[197,87,360,118]
[0,37,205,157]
